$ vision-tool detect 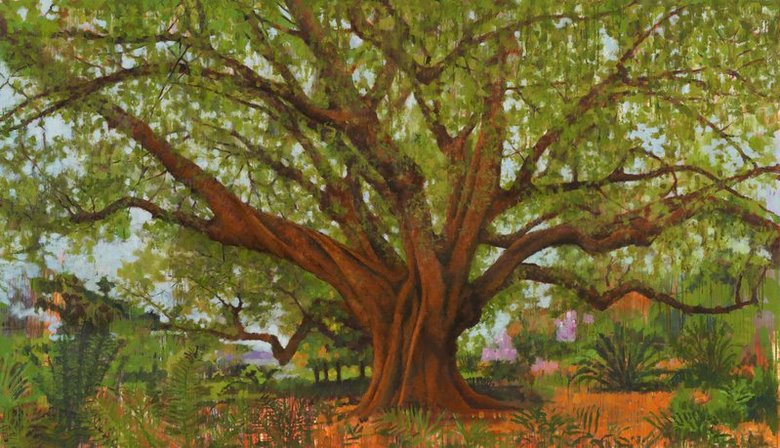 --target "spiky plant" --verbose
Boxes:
[673,318,738,387]
[573,325,665,391]
[0,351,48,448]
